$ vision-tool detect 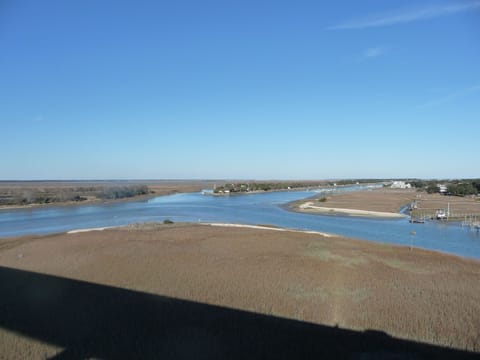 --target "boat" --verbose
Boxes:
[410,216,425,224]
[435,209,447,220]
